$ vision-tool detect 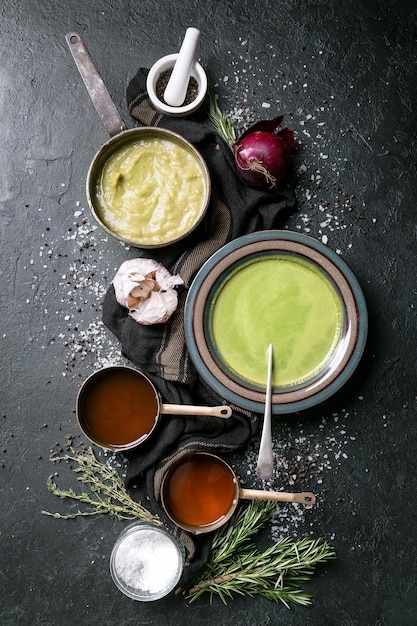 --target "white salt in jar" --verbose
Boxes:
[110,522,185,601]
